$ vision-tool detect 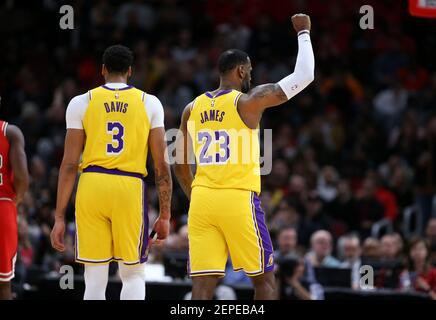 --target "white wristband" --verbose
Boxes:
[298,29,310,37]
